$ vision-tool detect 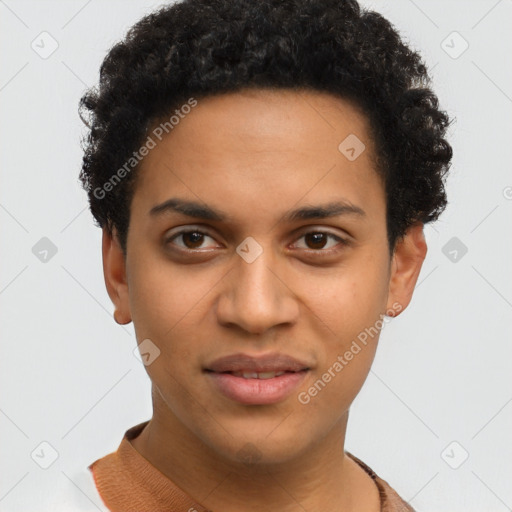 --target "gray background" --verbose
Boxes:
[1,0,511,510]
